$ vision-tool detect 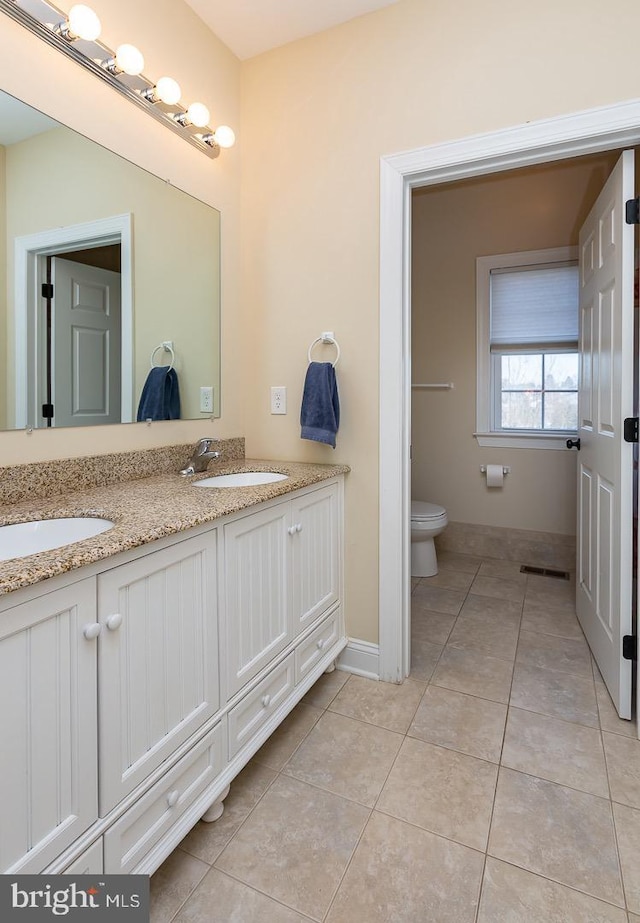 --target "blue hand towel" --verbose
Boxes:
[136,366,181,422]
[300,361,340,448]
